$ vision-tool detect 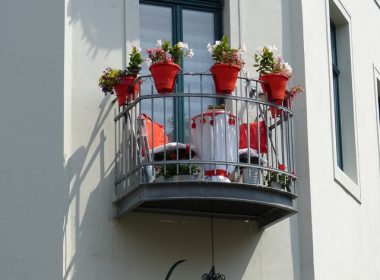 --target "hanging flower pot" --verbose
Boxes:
[269,99,283,118]
[113,77,140,106]
[149,62,180,94]
[210,63,241,95]
[260,73,288,101]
